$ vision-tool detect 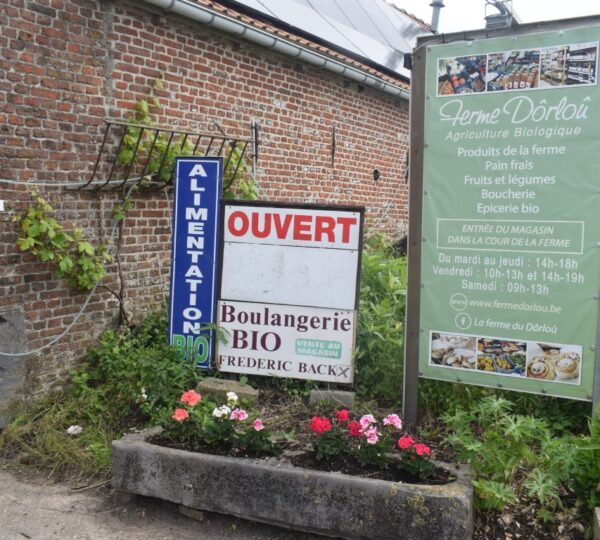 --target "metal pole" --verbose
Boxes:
[430,0,444,33]
[402,43,428,426]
